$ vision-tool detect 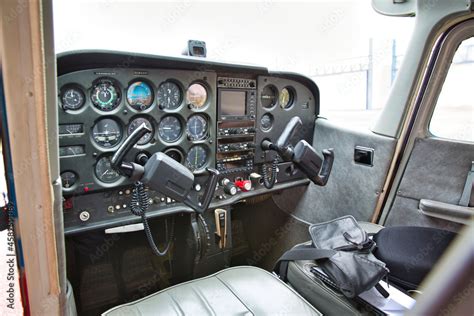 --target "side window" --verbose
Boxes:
[429,38,474,142]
